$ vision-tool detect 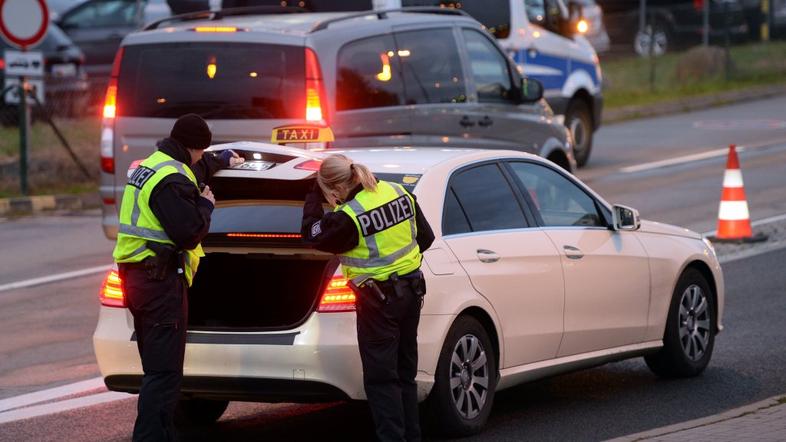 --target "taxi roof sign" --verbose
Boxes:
[271,125,334,145]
